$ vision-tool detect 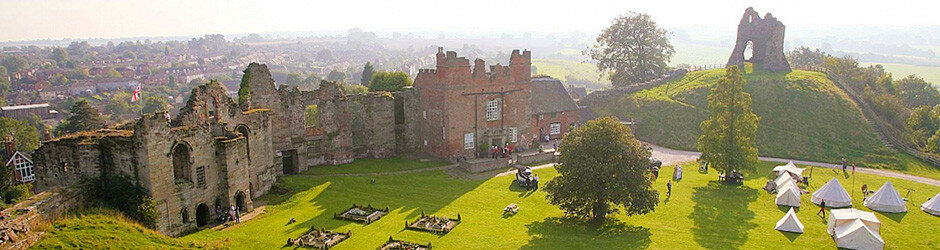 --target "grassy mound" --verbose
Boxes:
[36,159,940,248]
[594,65,896,166]
[34,210,217,249]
